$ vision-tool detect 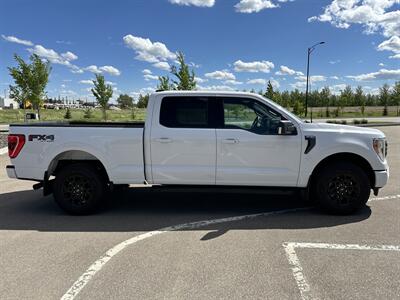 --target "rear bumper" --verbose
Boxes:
[6,165,17,179]
[374,169,389,188]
